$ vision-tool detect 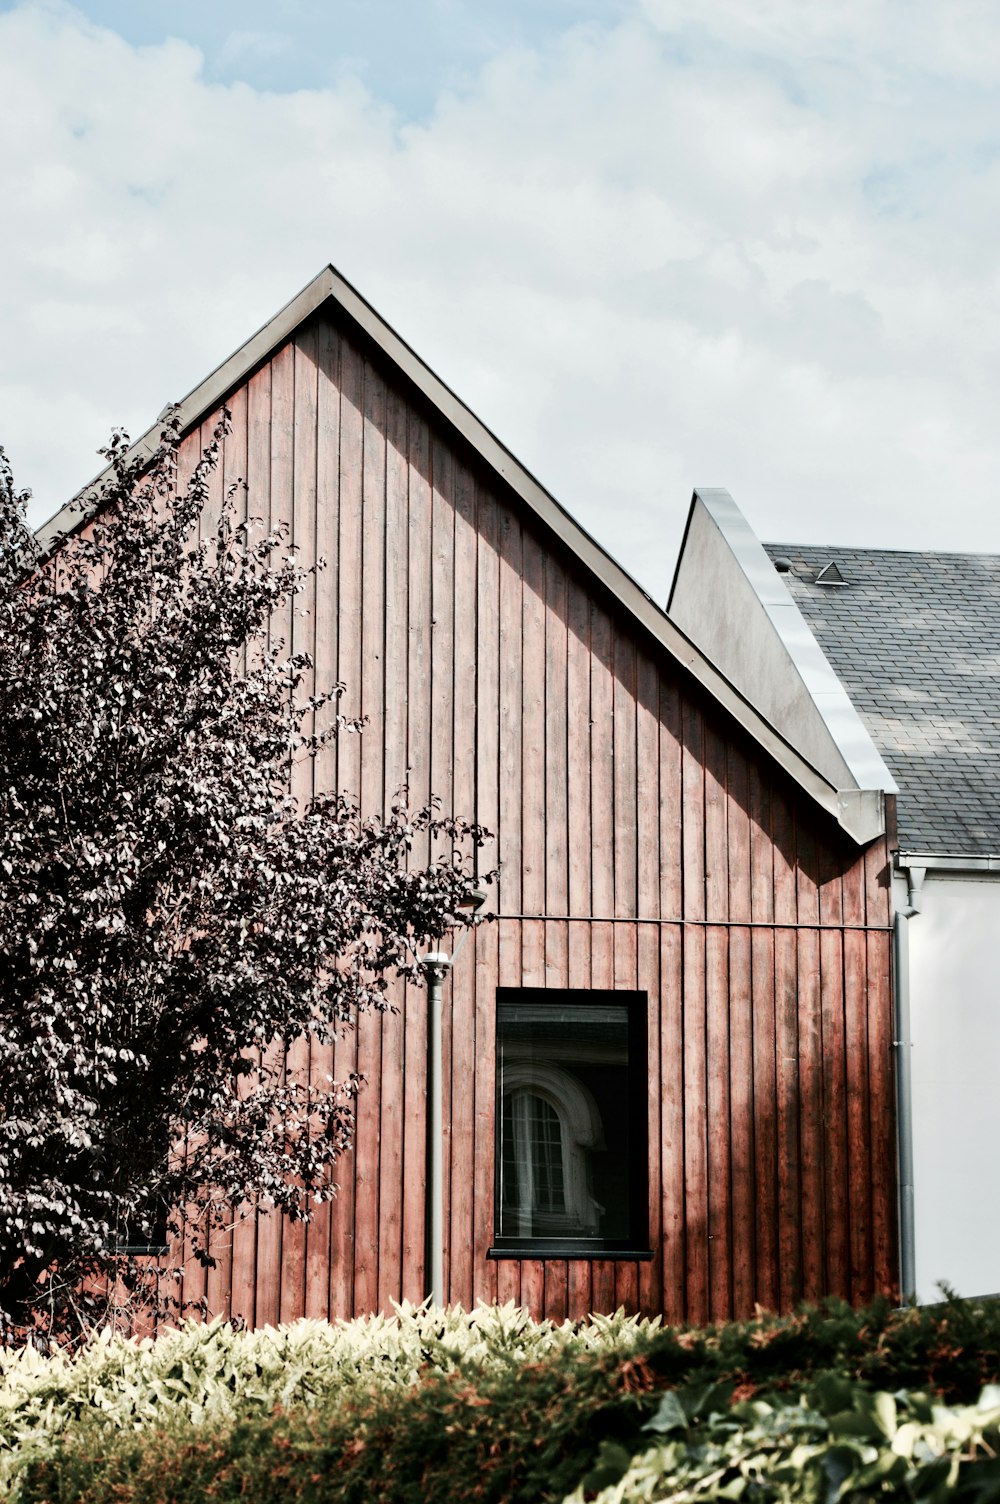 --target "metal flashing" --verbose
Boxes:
[667,488,897,808]
[34,266,882,845]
